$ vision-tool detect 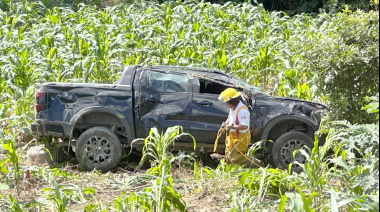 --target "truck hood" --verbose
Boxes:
[267,96,328,110]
